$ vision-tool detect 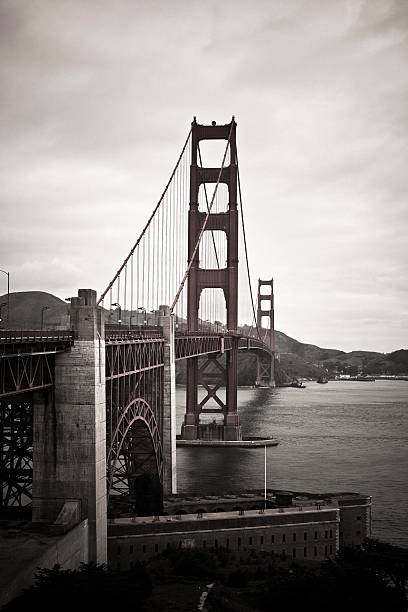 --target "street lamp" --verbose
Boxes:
[0,269,10,328]
[41,306,49,330]
[137,306,147,326]
[112,302,122,324]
